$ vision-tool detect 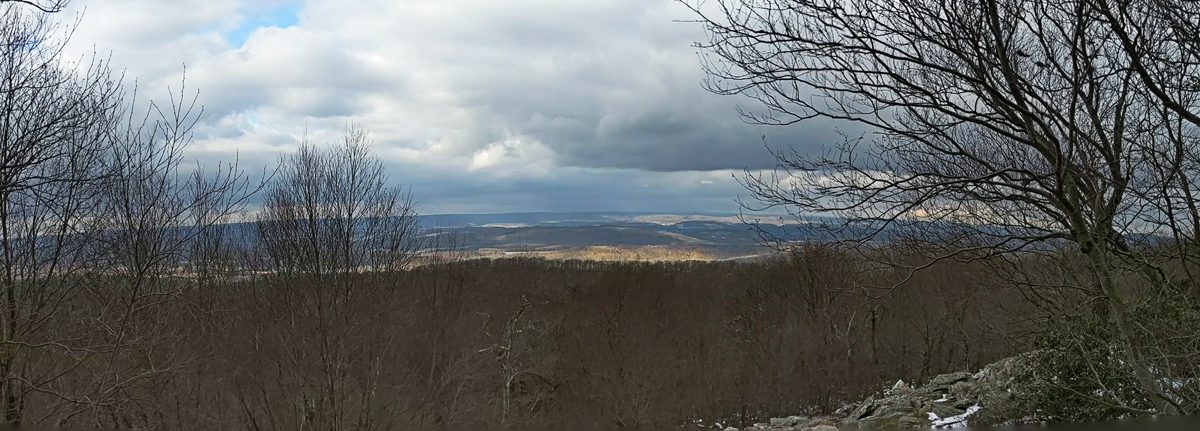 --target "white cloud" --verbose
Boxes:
[467,136,555,177]
[53,0,844,213]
